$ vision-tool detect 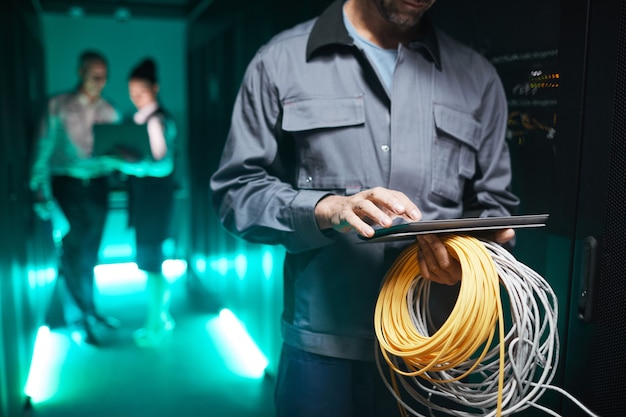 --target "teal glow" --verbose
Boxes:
[205,308,269,379]
[209,257,229,276]
[101,243,134,260]
[234,254,248,280]
[94,262,146,295]
[162,238,176,258]
[52,229,64,244]
[162,259,187,281]
[94,259,187,295]
[261,250,273,280]
[70,330,85,345]
[193,255,207,274]
[50,202,69,244]
[28,267,57,289]
[24,326,70,403]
